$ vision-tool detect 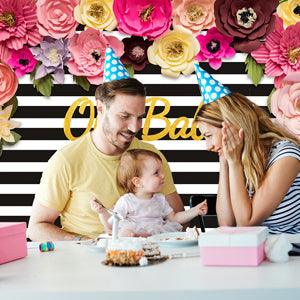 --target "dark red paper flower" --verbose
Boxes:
[214,0,278,52]
[121,36,152,71]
